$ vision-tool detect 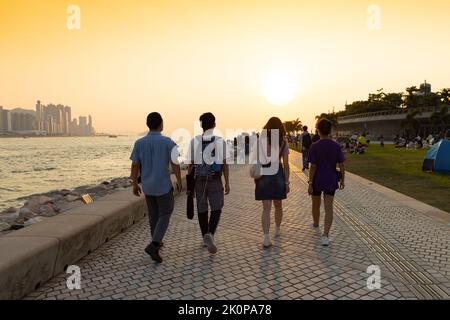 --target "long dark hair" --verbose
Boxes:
[263,117,287,147]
